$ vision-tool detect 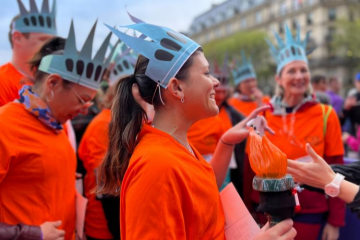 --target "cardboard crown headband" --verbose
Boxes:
[108,40,138,86]
[38,21,116,90]
[14,0,57,35]
[231,51,257,86]
[266,24,310,74]
[105,12,201,89]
